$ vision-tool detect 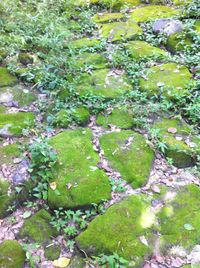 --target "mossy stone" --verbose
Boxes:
[19,209,58,243]
[76,194,156,266]
[125,40,167,60]
[172,0,192,5]
[167,33,192,52]
[100,21,142,42]
[68,255,85,268]
[18,52,34,65]
[44,244,60,261]
[100,131,154,188]
[74,52,108,70]
[72,107,90,125]
[70,38,101,50]
[159,185,200,253]
[48,129,111,210]
[139,63,192,98]
[92,13,124,23]
[0,143,20,165]
[0,67,18,87]
[152,118,200,168]
[0,85,36,107]
[100,0,141,9]
[0,112,35,137]
[77,69,132,99]
[0,179,15,218]
[0,240,25,268]
[96,108,134,129]
[129,5,180,23]
[53,109,70,128]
